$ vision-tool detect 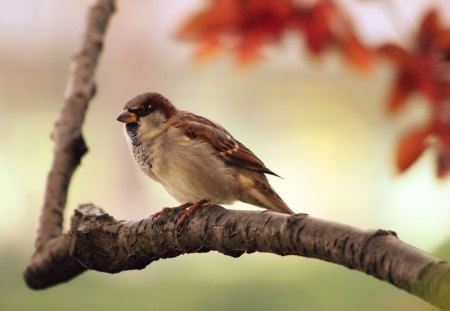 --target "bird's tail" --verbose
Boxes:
[263,191,294,214]
[238,172,294,214]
